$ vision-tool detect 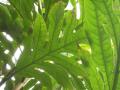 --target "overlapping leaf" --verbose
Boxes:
[1,0,120,90]
[14,2,86,90]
